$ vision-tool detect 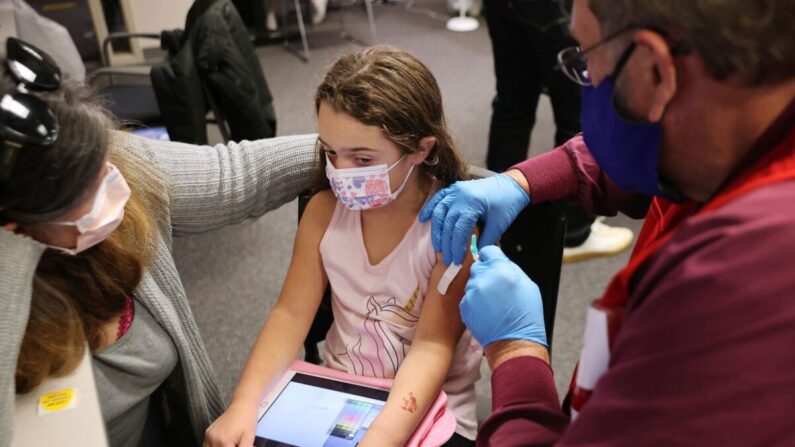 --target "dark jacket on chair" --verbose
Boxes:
[152,0,277,144]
